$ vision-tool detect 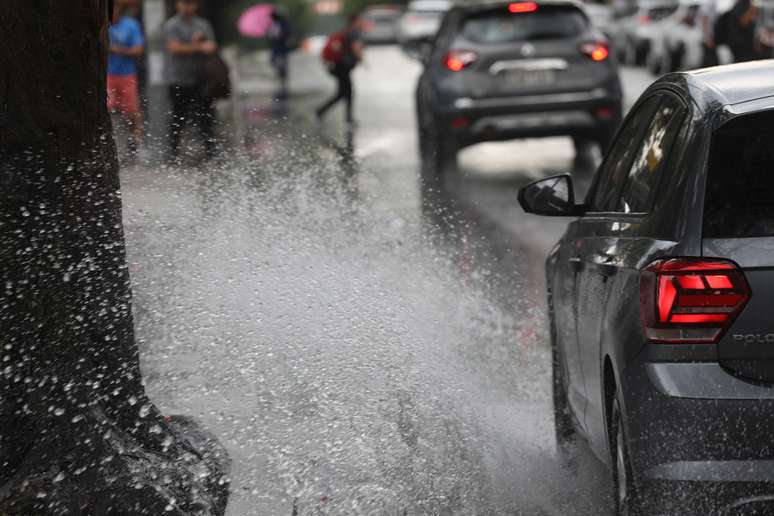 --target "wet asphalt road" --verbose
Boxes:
[120,46,654,515]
